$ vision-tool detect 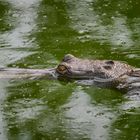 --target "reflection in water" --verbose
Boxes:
[63,86,115,140]
[66,0,137,47]
[110,17,134,47]
[0,0,40,66]
[1,0,40,48]
[0,81,9,140]
[0,0,41,139]
[0,49,33,66]
[4,80,74,139]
